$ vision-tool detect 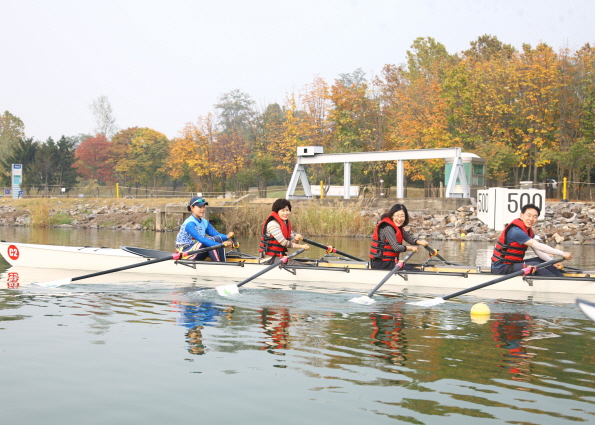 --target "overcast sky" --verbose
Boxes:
[1,0,593,142]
